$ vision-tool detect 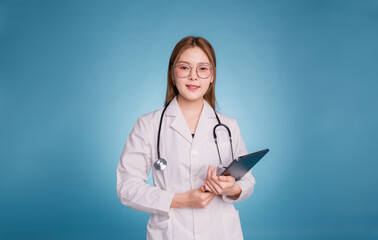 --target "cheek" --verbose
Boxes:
[175,80,189,95]
[175,78,185,88]
[201,81,212,92]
